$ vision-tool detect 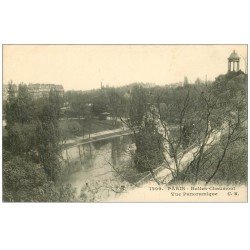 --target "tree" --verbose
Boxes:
[195,77,202,85]
[5,86,63,181]
[128,85,148,128]
[170,72,247,185]
[104,74,247,187]
[35,90,62,181]
[106,88,123,126]
[156,87,194,179]
[5,83,37,159]
[122,86,165,176]
[5,83,34,127]
[184,76,189,85]
[3,156,76,202]
[92,98,107,116]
